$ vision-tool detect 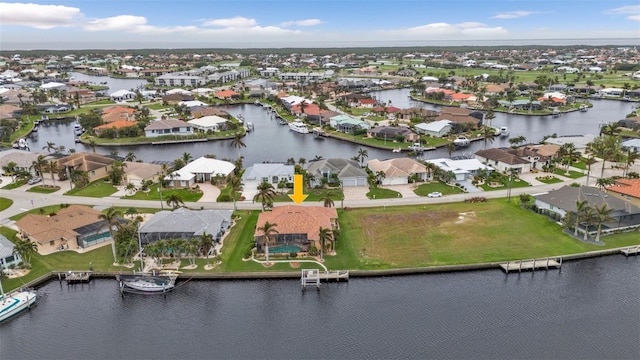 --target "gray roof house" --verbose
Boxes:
[144,119,193,138]
[306,158,368,187]
[138,208,234,245]
[534,186,640,230]
[0,234,21,268]
[243,163,294,184]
